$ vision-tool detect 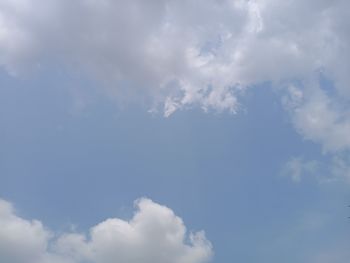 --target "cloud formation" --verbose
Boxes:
[283,83,350,153]
[0,1,348,114]
[282,80,350,182]
[0,198,212,263]
[2,0,350,168]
